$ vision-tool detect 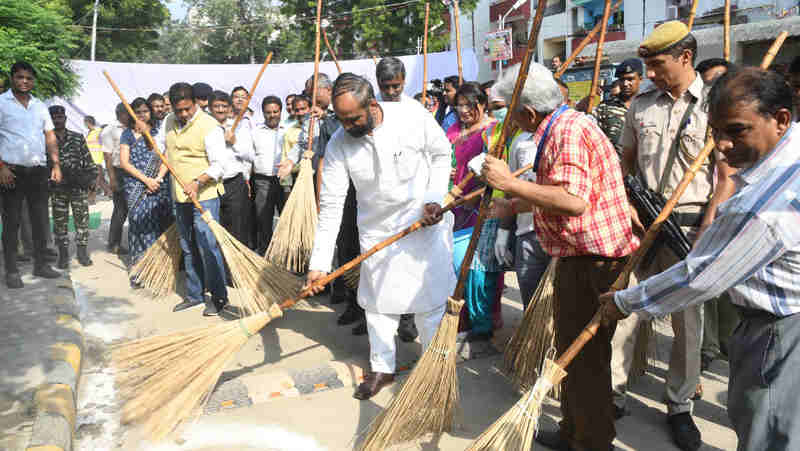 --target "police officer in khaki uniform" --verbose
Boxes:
[614,21,737,451]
